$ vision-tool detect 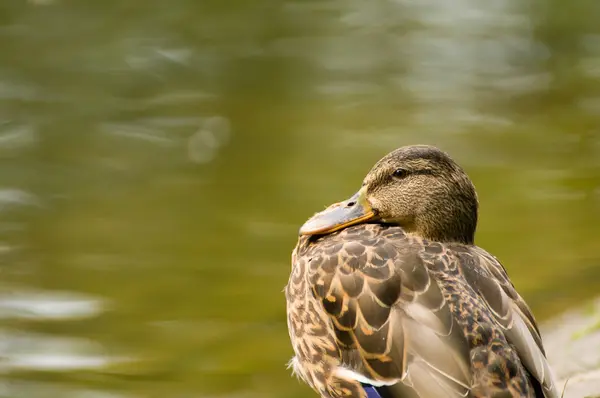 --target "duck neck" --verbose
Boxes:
[415,200,478,245]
